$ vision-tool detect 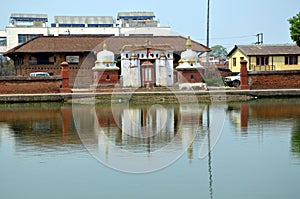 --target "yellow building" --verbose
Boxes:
[228,45,300,72]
